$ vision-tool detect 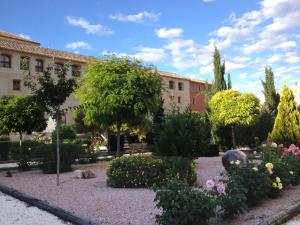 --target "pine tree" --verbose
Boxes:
[212,46,227,93]
[262,66,279,112]
[268,84,300,145]
[227,73,232,89]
